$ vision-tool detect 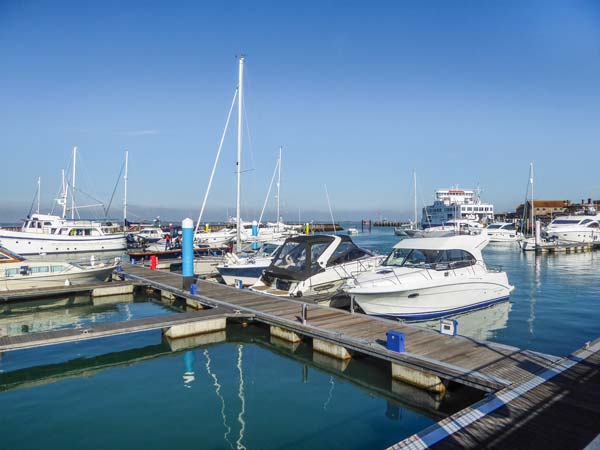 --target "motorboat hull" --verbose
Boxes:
[218,265,268,286]
[0,230,126,255]
[0,266,115,291]
[545,229,600,244]
[351,280,513,320]
[252,256,383,299]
